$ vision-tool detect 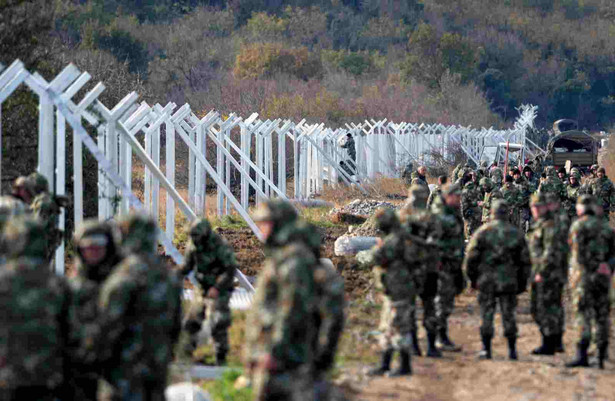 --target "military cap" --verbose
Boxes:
[577,194,597,207]
[252,199,298,224]
[479,177,493,189]
[591,164,599,171]
[490,199,509,218]
[557,166,567,175]
[117,213,158,254]
[530,192,547,206]
[374,208,400,234]
[189,219,213,241]
[75,219,120,249]
[442,183,461,196]
[570,168,581,179]
[25,172,49,196]
[3,216,47,259]
[522,165,533,173]
[545,166,556,177]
